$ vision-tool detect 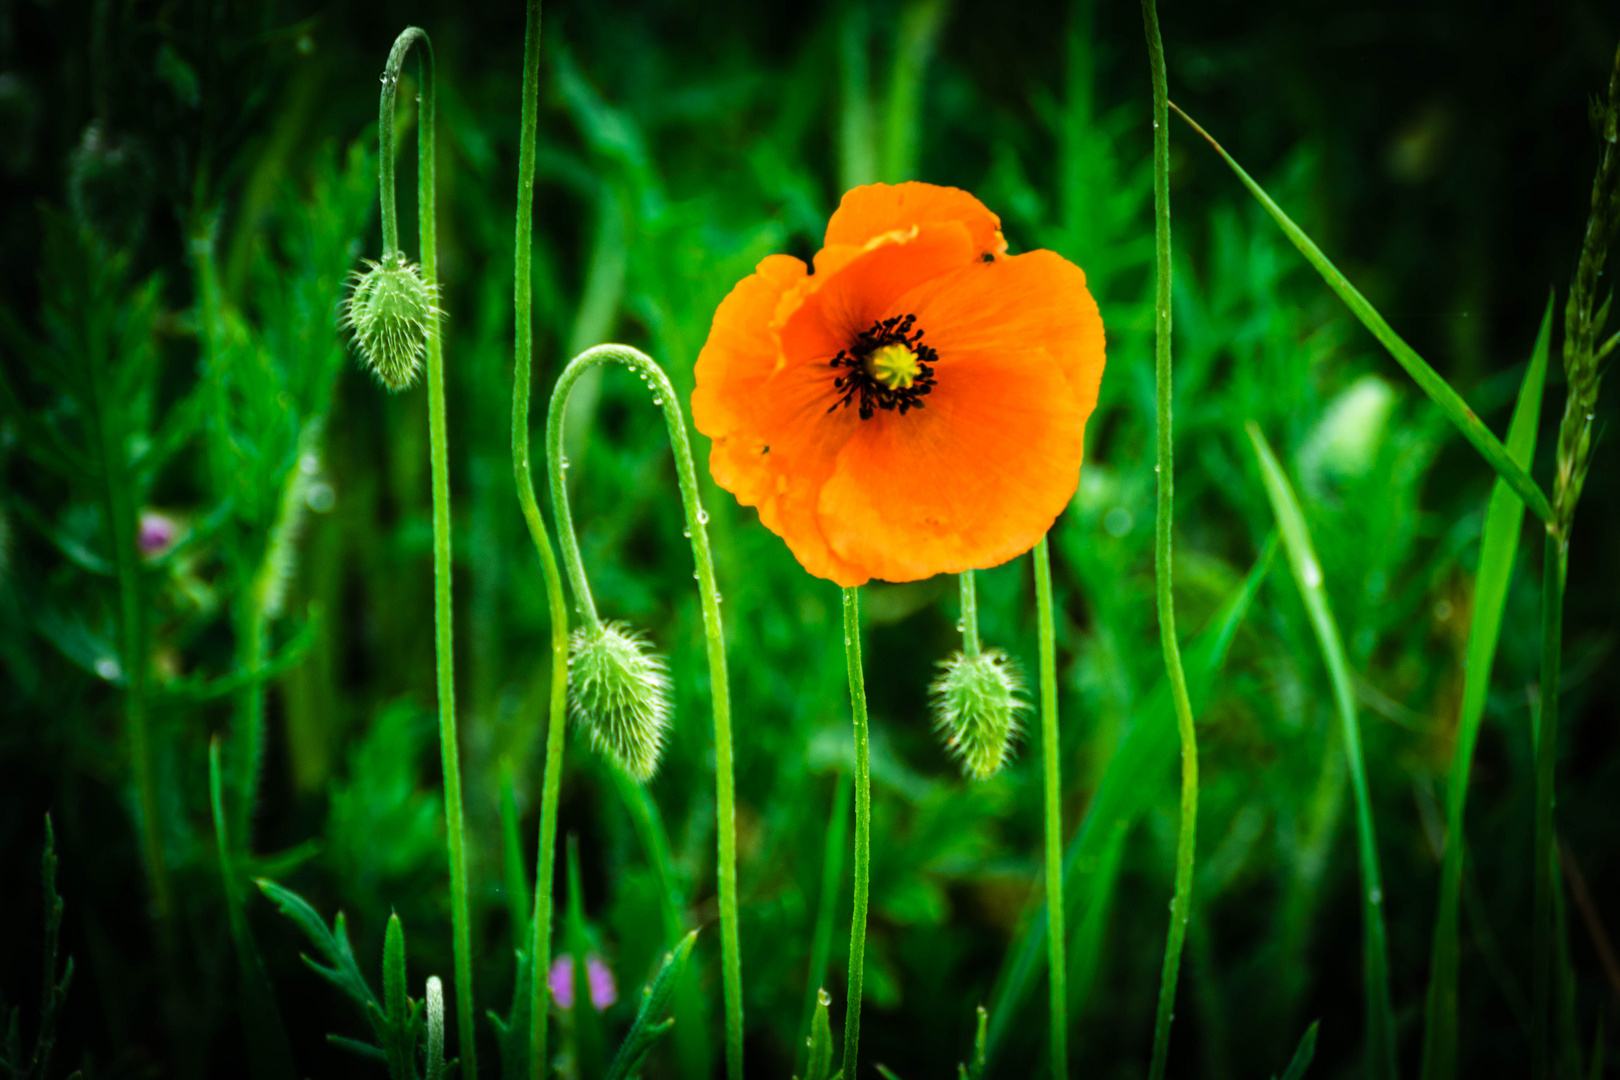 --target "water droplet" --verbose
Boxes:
[697,509,709,524]
[560,456,570,470]
[1369,888,1382,904]
[299,453,320,476]
[1301,558,1323,589]
[955,620,964,632]
[713,591,723,604]
[682,528,691,538]
[652,396,662,405]
[95,657,121,681]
